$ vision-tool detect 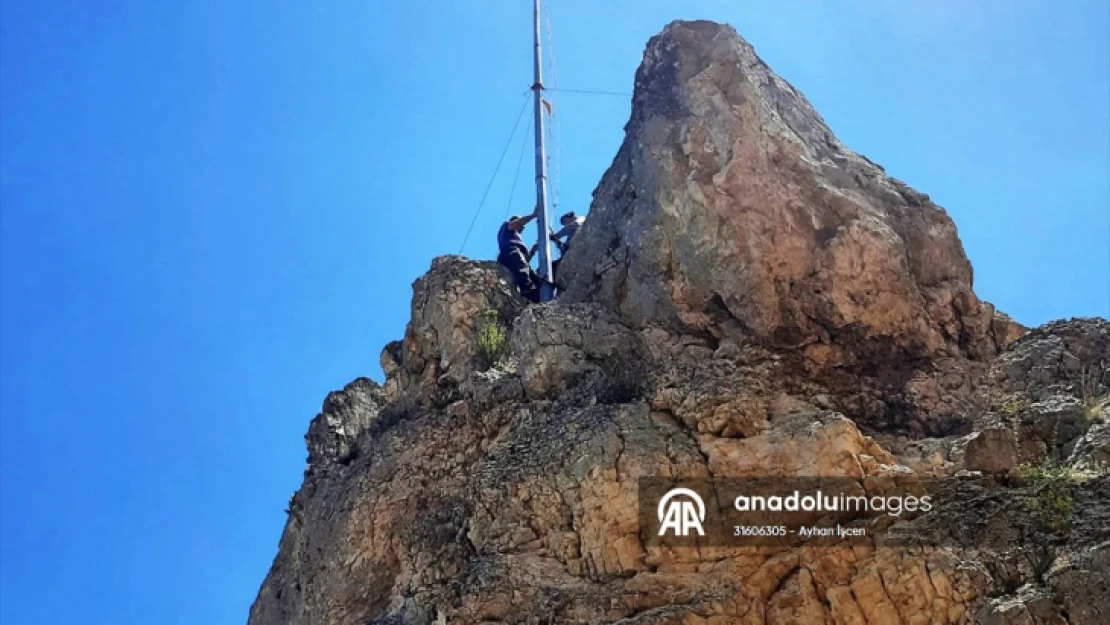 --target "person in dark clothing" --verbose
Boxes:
[497,212,541,303]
